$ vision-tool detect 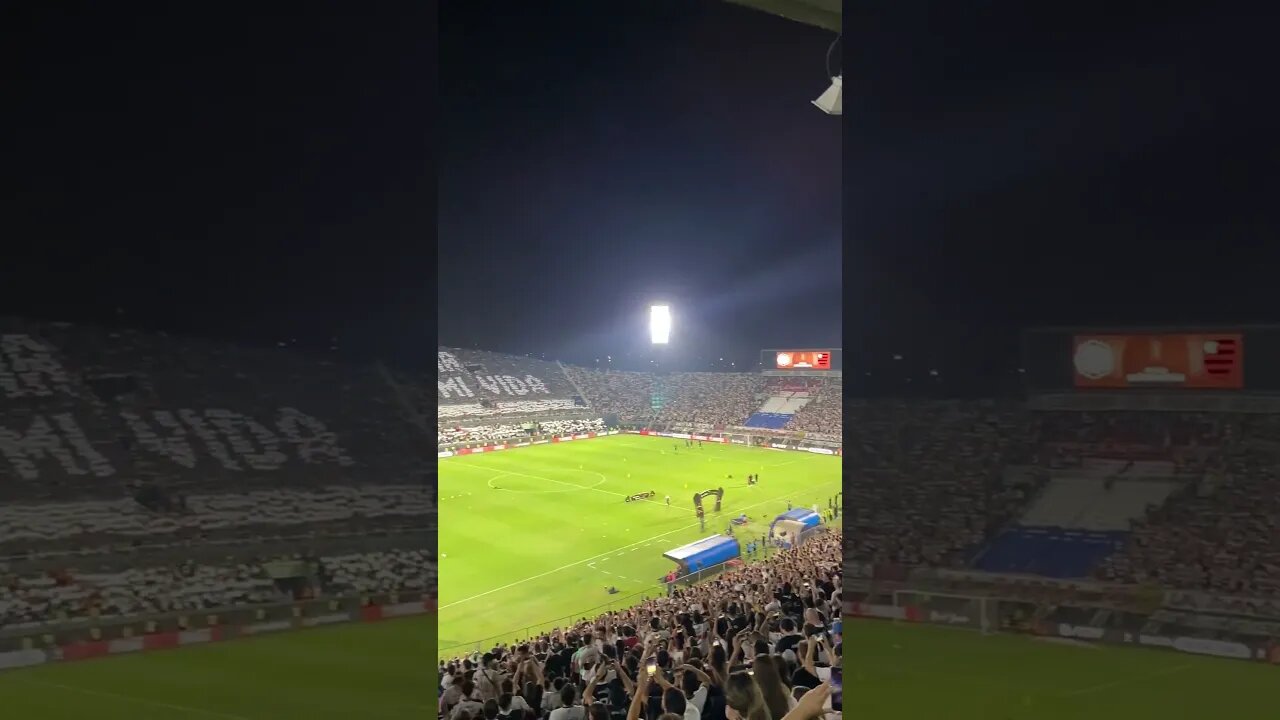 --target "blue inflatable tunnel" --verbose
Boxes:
[769,508,823,549]
[663,535,741,580]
